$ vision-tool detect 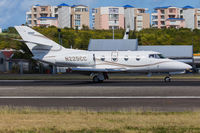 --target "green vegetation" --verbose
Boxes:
[0,73,199,80]
[0,107,200,133]
[1,27,200,60]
